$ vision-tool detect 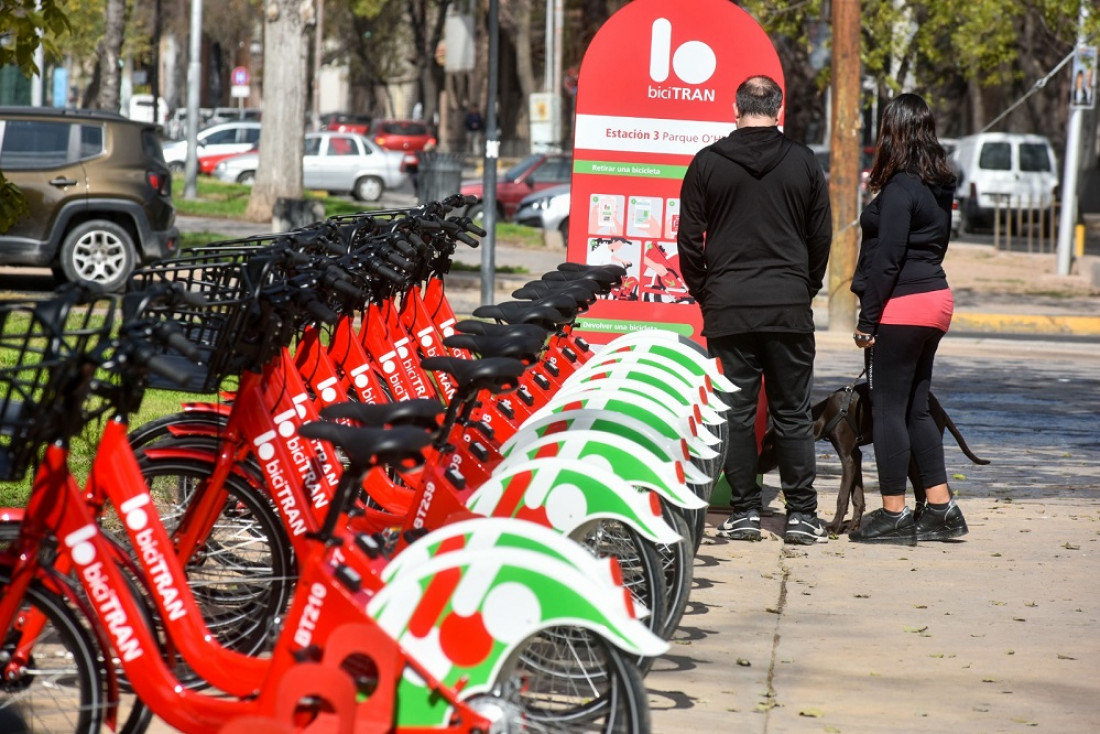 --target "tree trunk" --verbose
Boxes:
[827,0,860,333]
[245,0,314,223]
[508,0,534,144]
[94,0,126,111]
